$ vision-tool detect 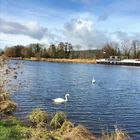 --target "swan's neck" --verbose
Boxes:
[65,95,68,101]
